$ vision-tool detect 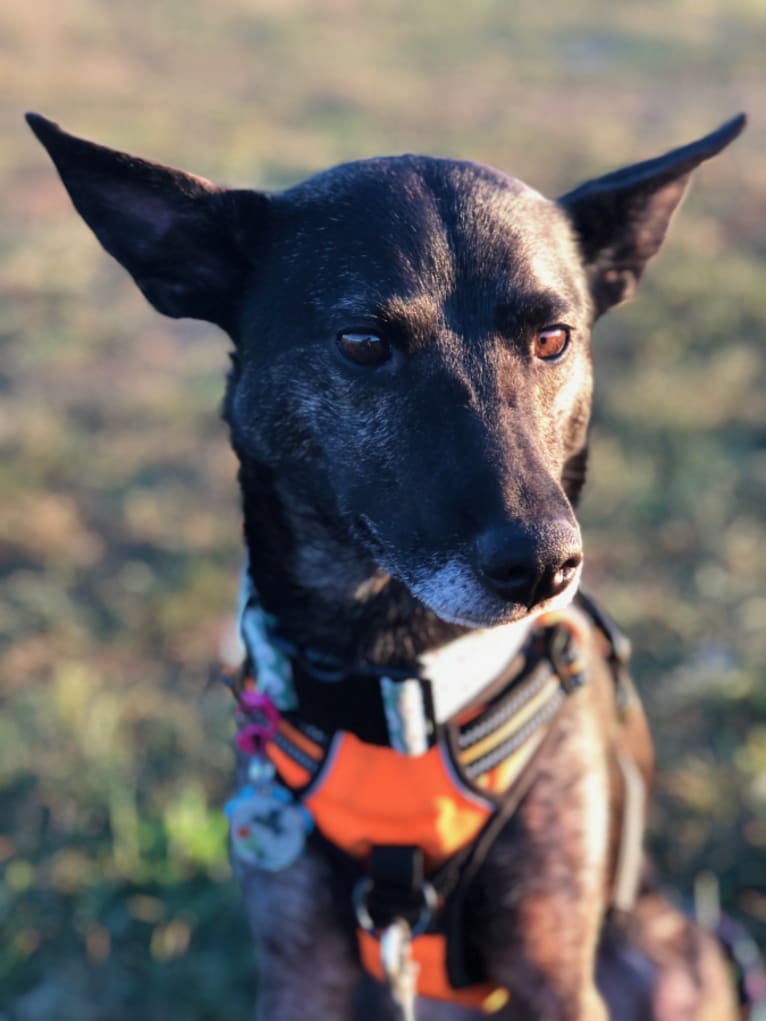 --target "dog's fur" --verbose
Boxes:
[28,111,745,1021]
